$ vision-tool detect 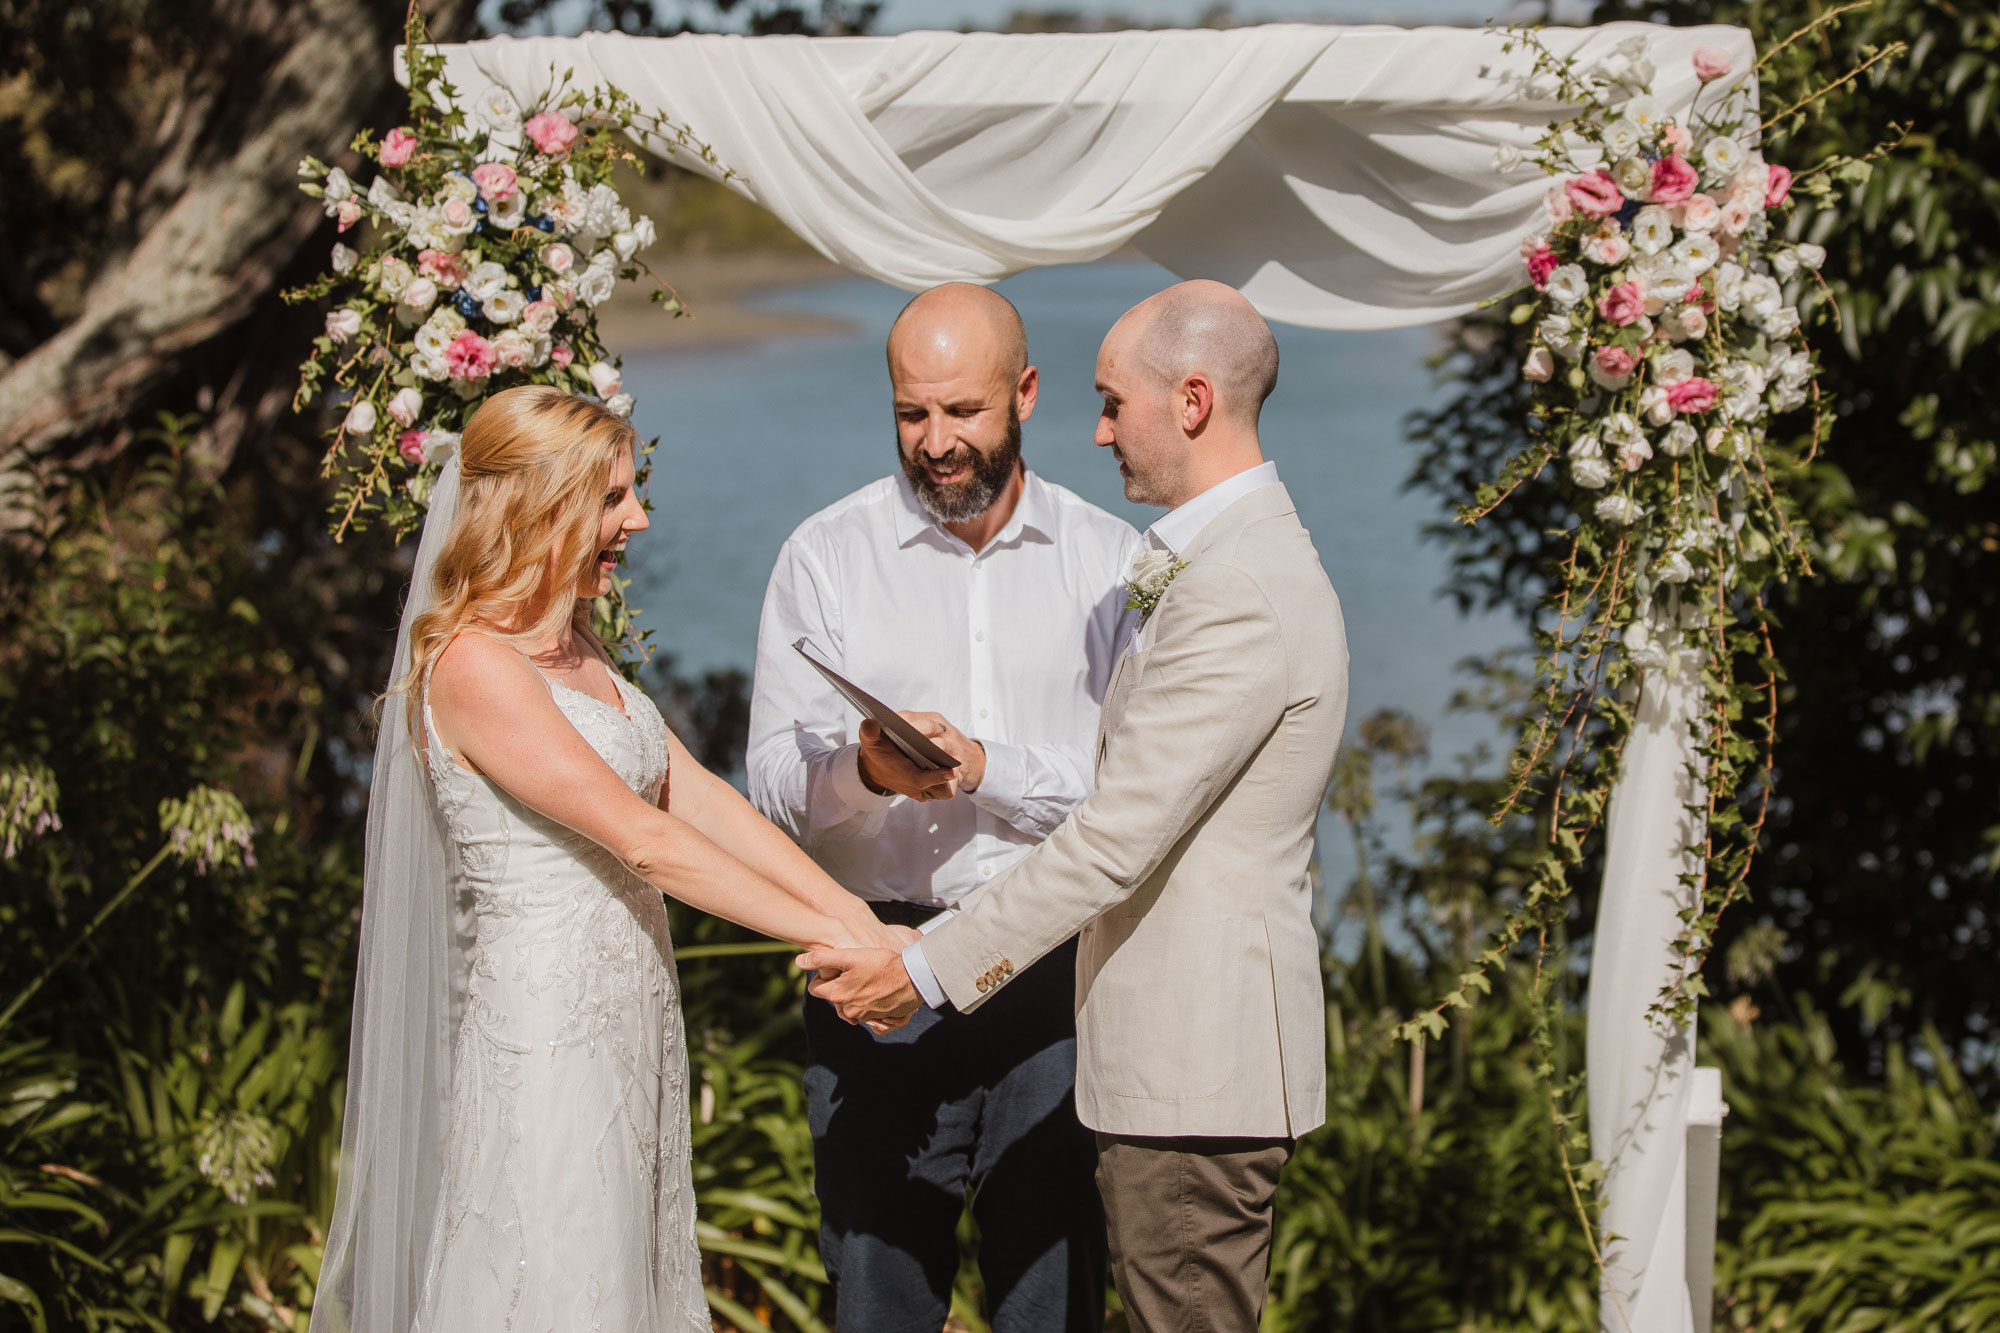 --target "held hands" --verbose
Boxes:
[857,712,986,803]
[816,917,921,1033]
[797,946,923,1027]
